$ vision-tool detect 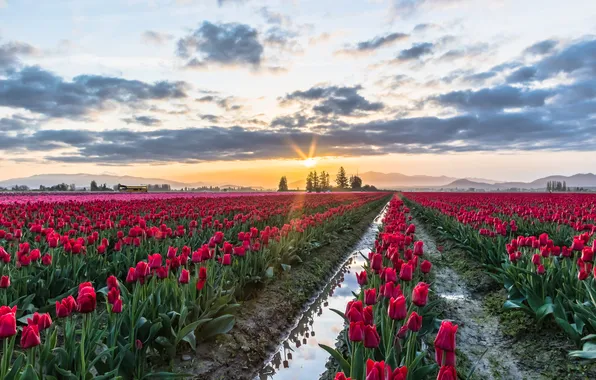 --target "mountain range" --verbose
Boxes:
[1,172,595,190]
